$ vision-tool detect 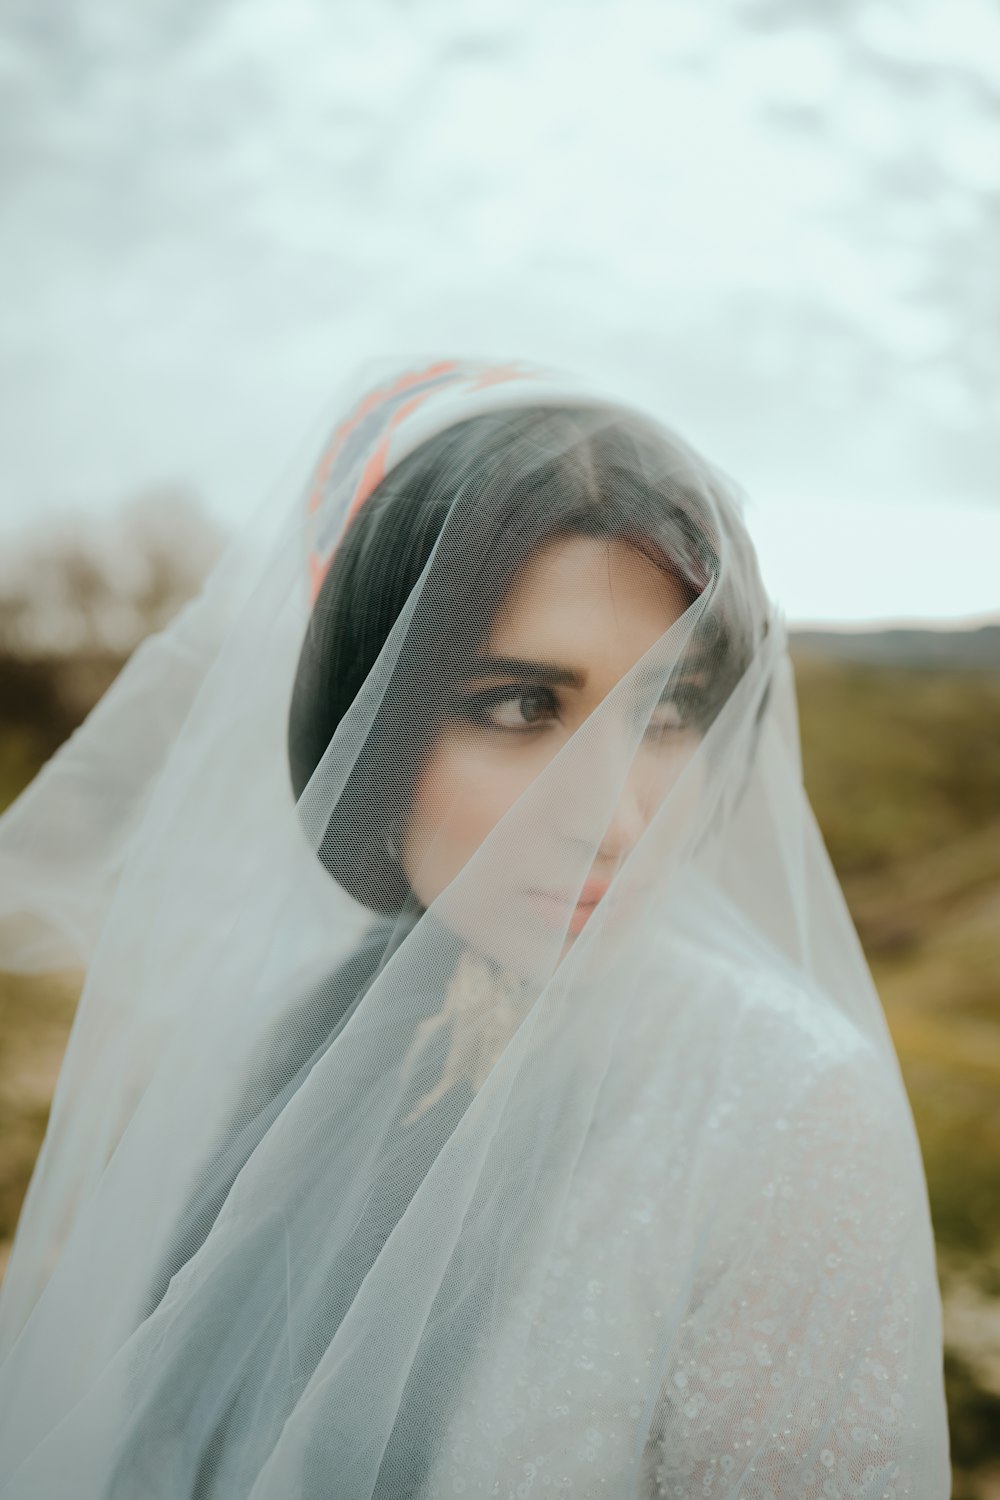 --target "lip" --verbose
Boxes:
[577,879,611,907]
[525,880,611,931]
